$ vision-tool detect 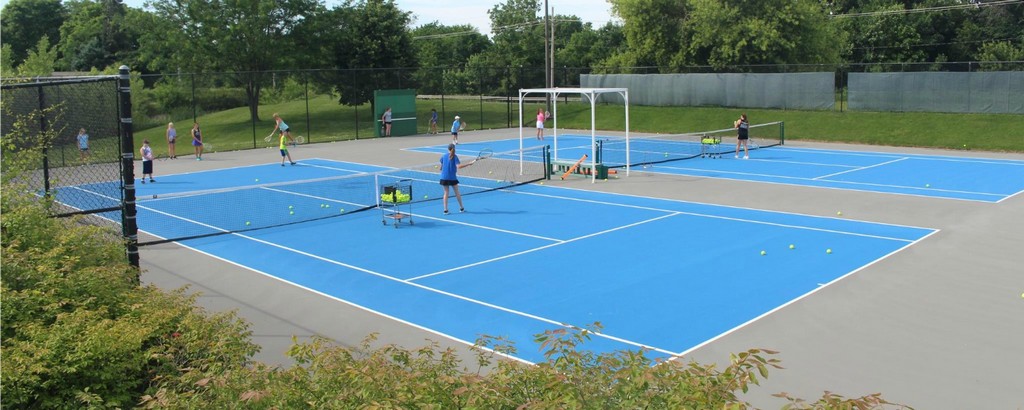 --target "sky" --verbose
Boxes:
[0,0,618,37]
